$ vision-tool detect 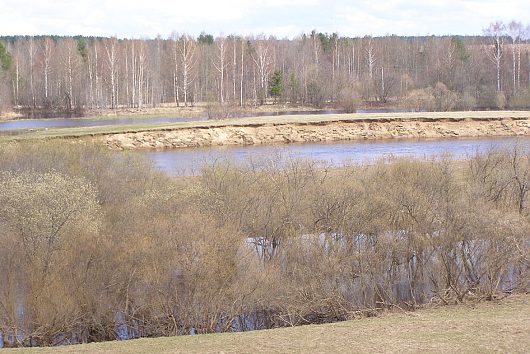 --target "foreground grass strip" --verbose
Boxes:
[6,294,529,353]
[1,111,529,143]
